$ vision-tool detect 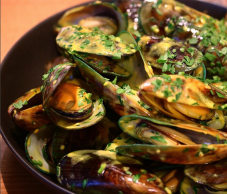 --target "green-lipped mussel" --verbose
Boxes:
[8,87,52,131]
[116,114,227,164]
[138,0,227,81]
[139,75,227,130]
[56,25,136,78]
[54,1,127,35]
[57,150,169,194]
[138,36,205,78]
[42,62,105,130]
